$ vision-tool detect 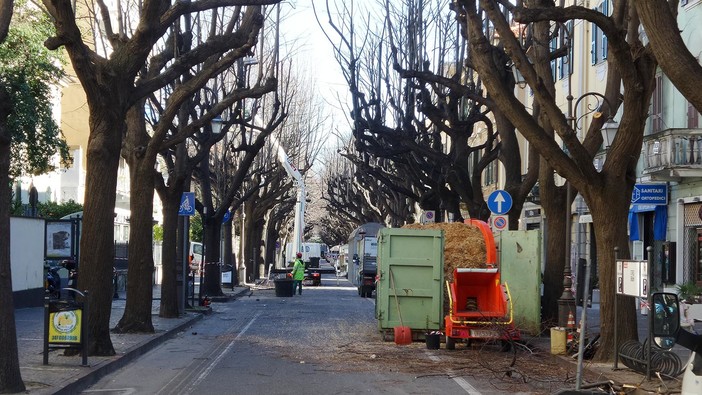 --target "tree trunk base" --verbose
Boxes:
[112,321,155,334]
[158,311,179,318]
[88,341,116,356]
